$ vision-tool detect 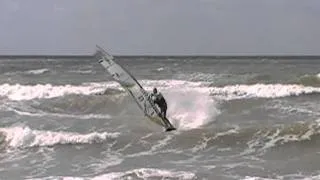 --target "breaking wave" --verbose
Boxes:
[297,73,320,86]
[0,83,106,101]
[0,80,319,101]
[4,119,320,154]
[25,68,50,75]
[0,126,120,148]
[209,83,320,100]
